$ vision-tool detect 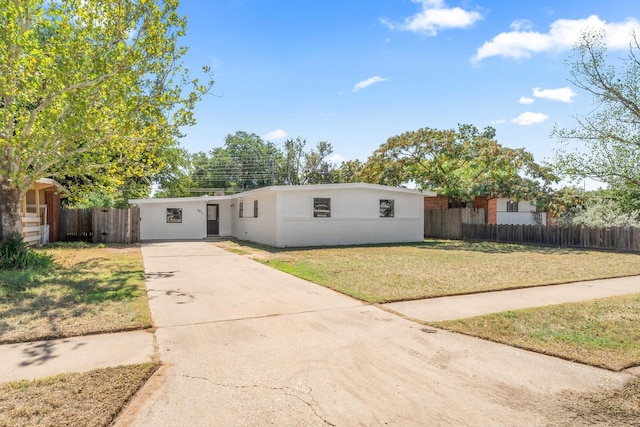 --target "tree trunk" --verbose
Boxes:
[0,183,23,243]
